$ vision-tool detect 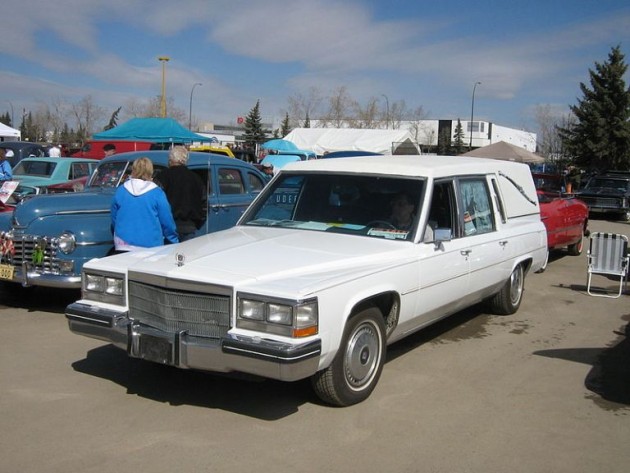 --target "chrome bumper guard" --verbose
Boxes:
[66,302,322,382]
[8,263,81,288]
